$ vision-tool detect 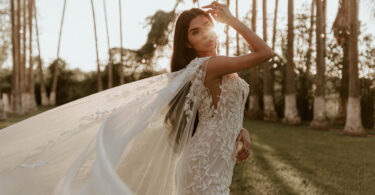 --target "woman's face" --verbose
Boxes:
[187,15,217,56]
